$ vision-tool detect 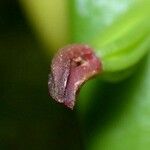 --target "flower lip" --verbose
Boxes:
[48,44,102,109]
